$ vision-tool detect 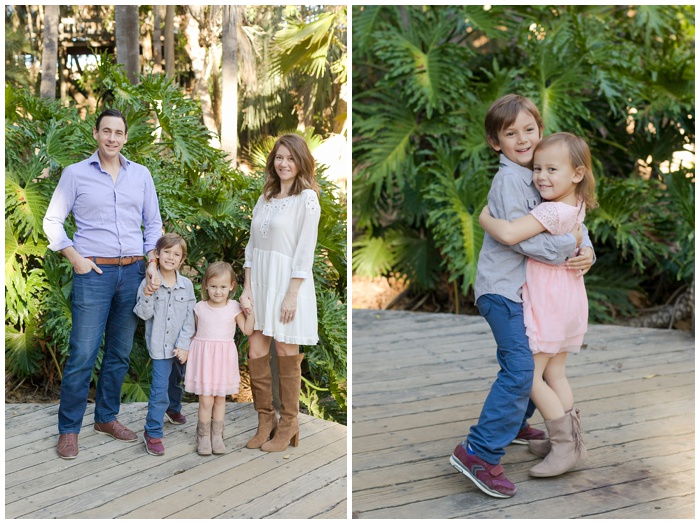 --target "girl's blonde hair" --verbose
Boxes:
[262,134,319,200]
[535,132,599,210]
[155,232,188,260]
[201,261,237,300]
